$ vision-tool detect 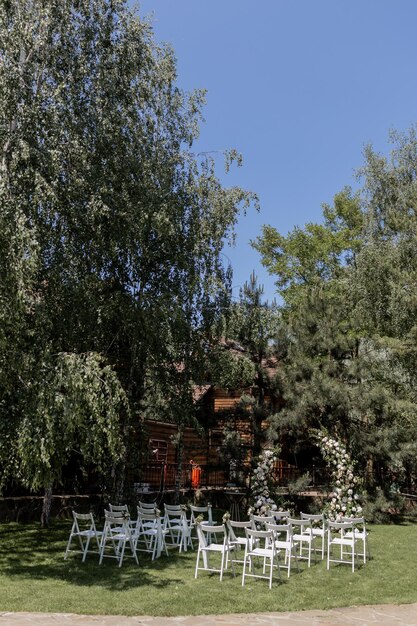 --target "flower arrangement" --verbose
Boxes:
[249,447,278,516]
[315,429,363,521]
[222,511,231,524]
